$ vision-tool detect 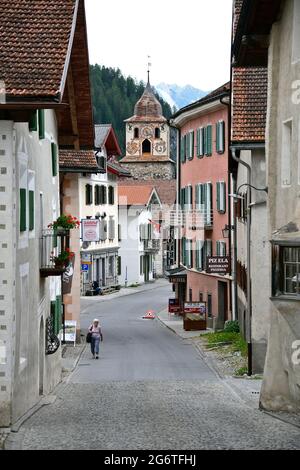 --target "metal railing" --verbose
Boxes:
[40,229,70,277]
[143,239,160,252]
